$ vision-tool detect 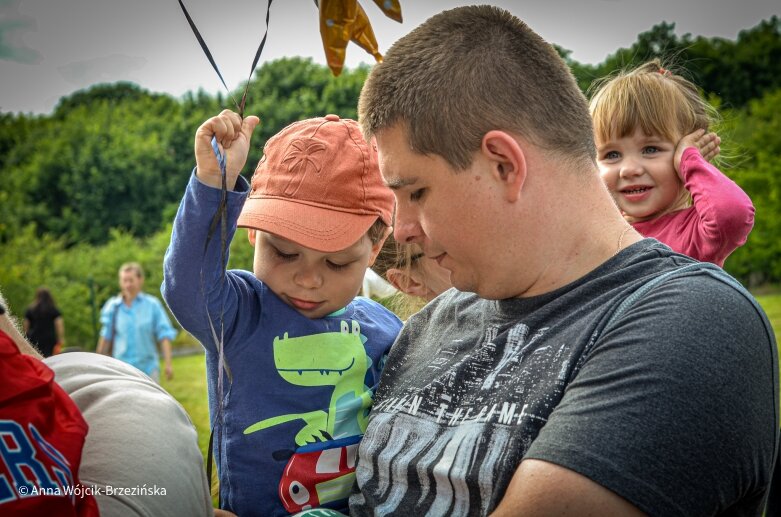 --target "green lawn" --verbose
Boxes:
[159,354,211,467]
[756,293,781,339]
[164,293,781,471]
